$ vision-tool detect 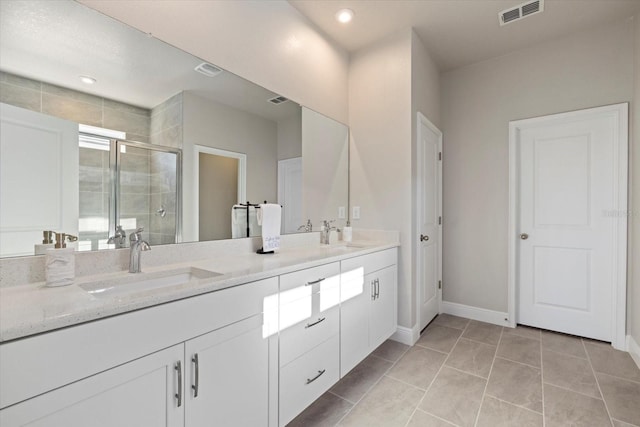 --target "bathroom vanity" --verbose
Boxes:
[0,239,397,426]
